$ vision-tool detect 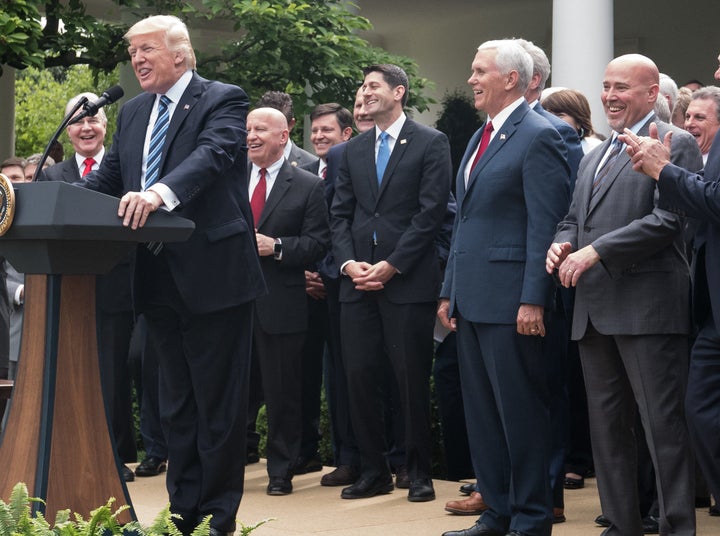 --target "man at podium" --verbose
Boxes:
[75,14,266,536]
